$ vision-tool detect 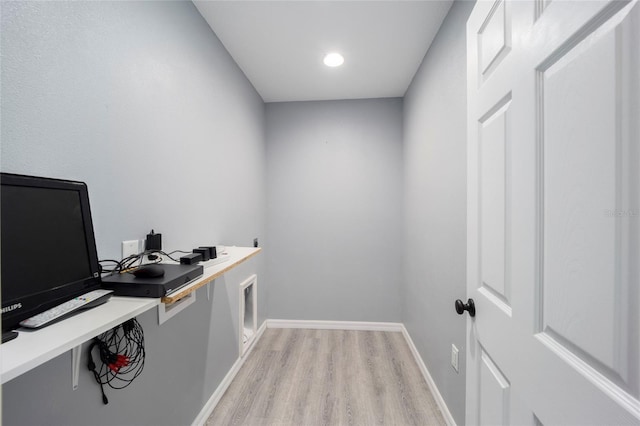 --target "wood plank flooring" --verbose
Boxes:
[206,328,445,426]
